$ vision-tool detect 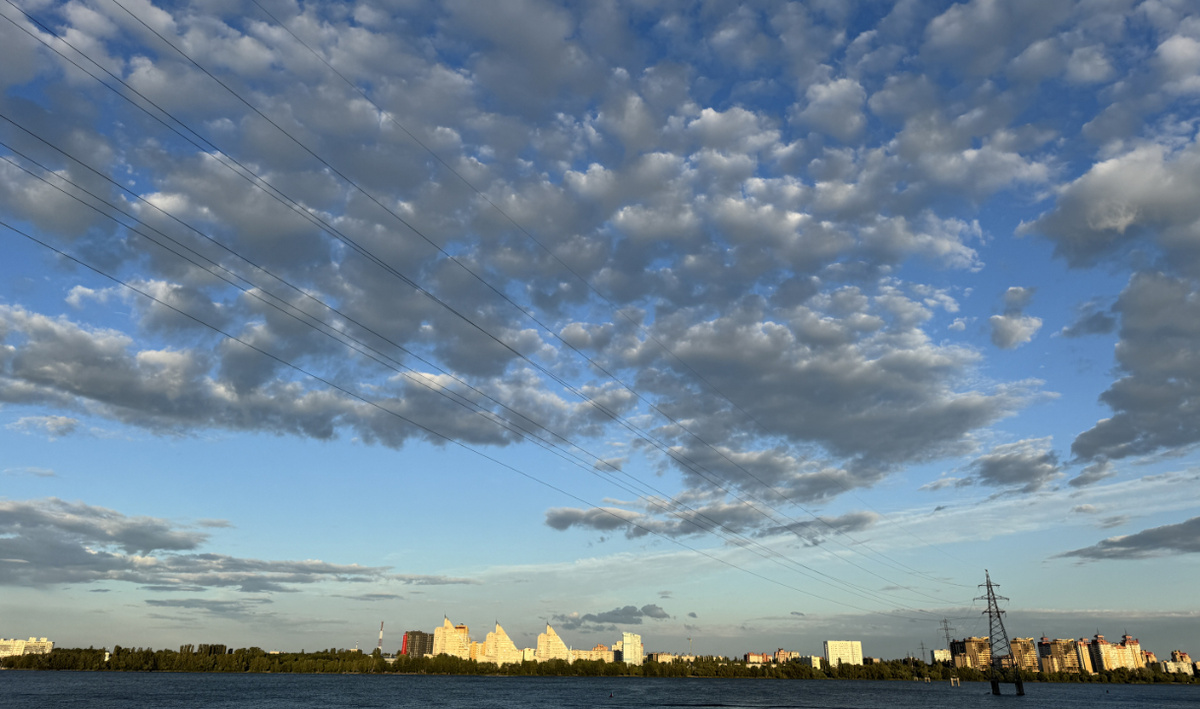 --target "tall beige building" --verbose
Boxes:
[950,637,991,669]
[0,637,53,658]
[1089,634,1145,671]
[823,640,863,667]
[621,632,644,666]
[432,617,471,659]
[536,624,571,662]
[479,623,523,666]
[1009,638,1039,672]
[1037,637,1086,674]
